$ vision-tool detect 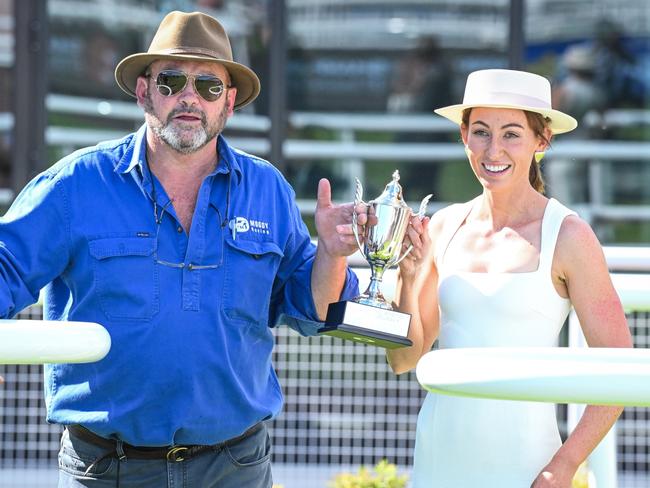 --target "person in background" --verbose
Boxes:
[547,43,607,204]
[1,11,362,488]
[386,69,632,487]
[591,19,645,109]
[386,36,453,206]
[552,44,607,129]
[387,36,451,115]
